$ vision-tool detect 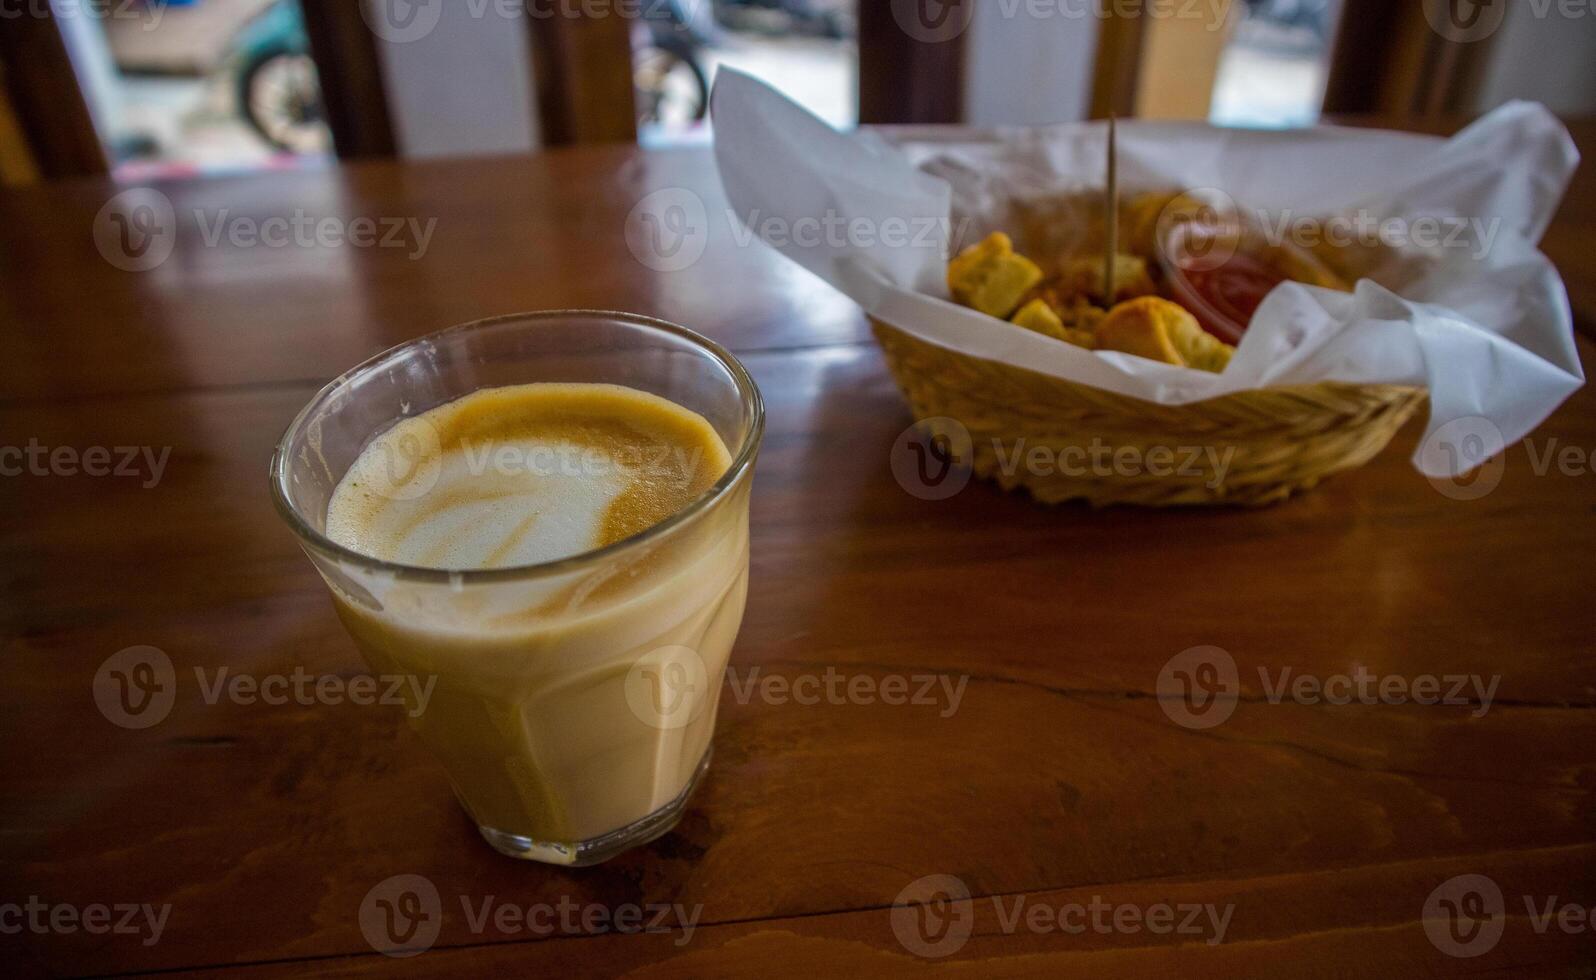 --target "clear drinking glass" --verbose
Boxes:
[270,311,763,865]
